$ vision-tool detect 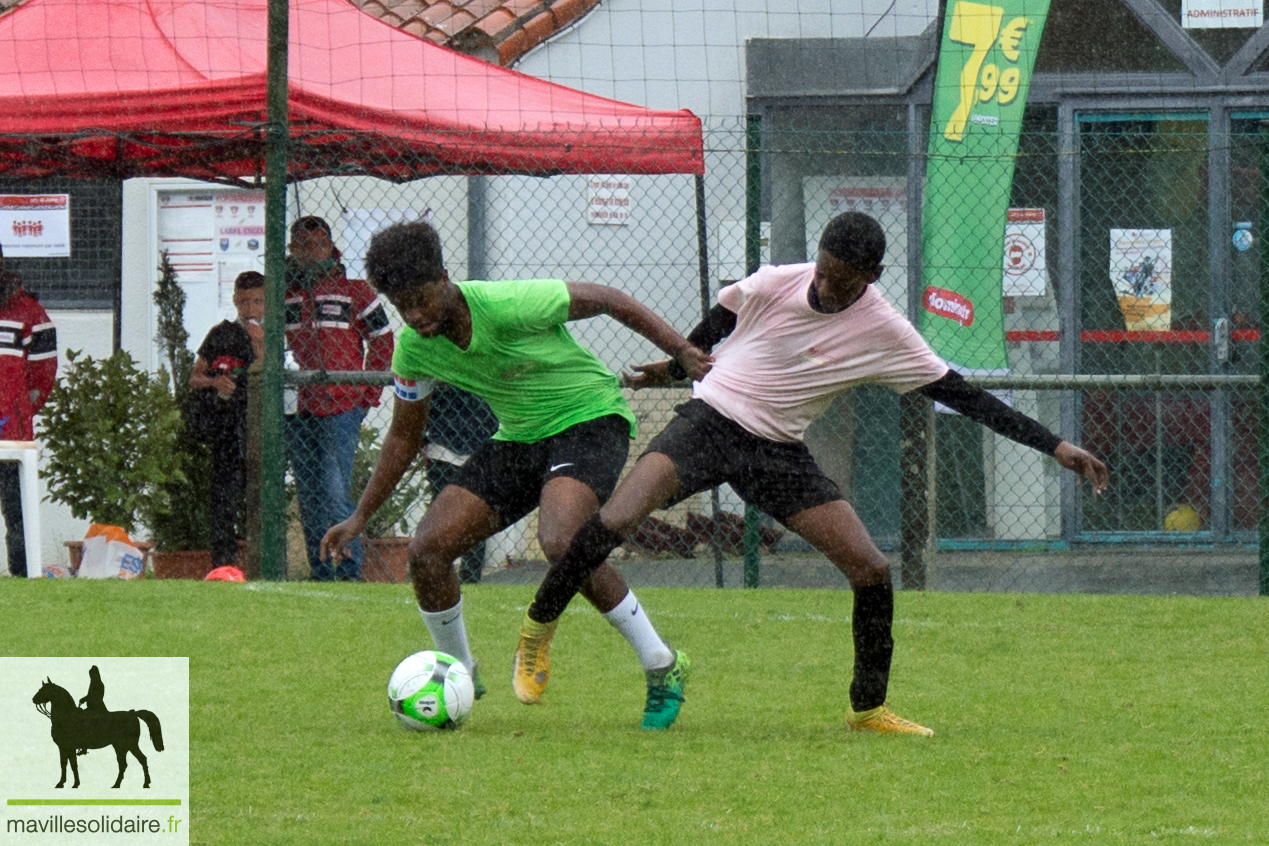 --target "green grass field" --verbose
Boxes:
[2,579,1265,845]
